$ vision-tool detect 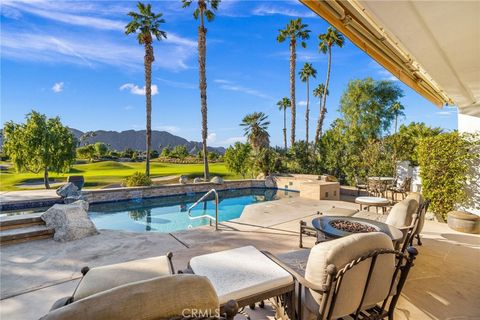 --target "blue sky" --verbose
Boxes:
[1,0,458,148]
